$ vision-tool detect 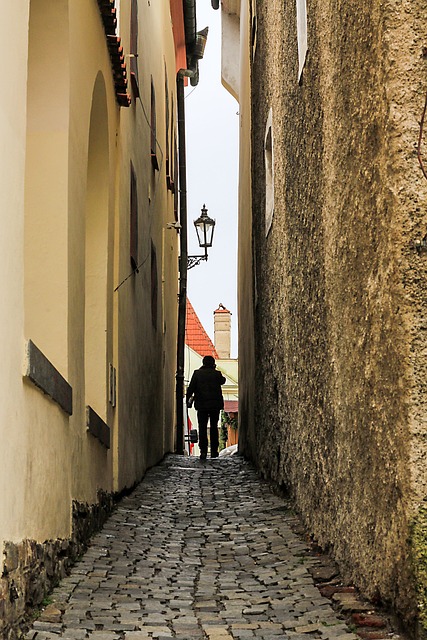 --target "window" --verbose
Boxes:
[165,66,172,189]
[116,0,121,34]
[130,0,139,97]
[265,108,274,237]
[296,0,307,82]
[251,0,257,60]
[130,162,138,270]
[151,241,158,330]
[168,102,175,192]
[151,78,159,170]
